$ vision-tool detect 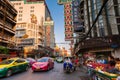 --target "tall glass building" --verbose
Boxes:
[75,0,120,58]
